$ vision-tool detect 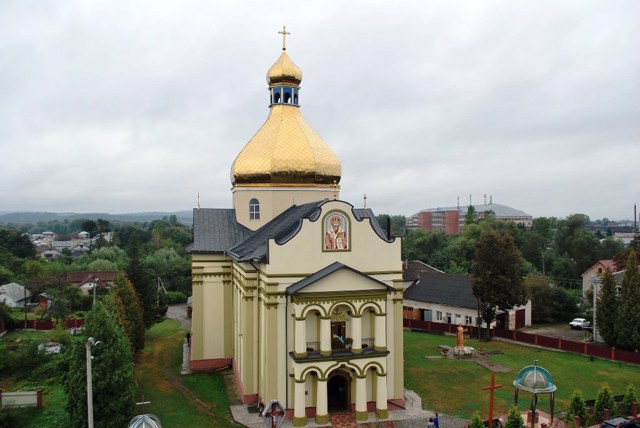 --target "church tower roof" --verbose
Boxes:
[231,29,341,187]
